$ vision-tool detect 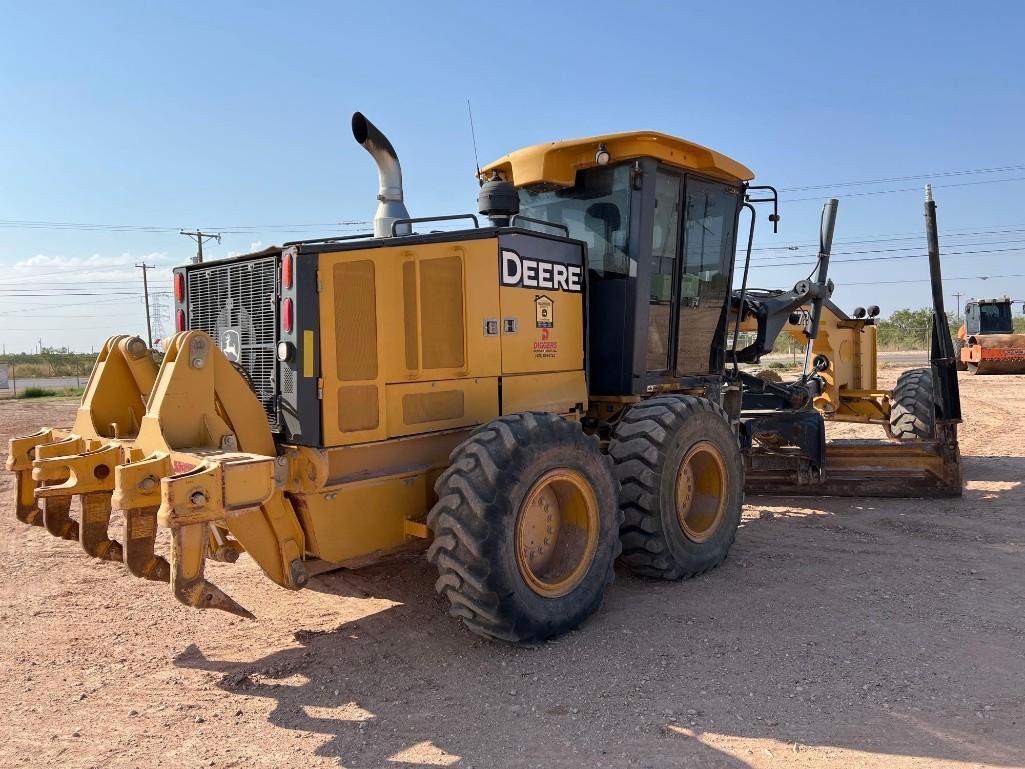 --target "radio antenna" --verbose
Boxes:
[467,99,482,186]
